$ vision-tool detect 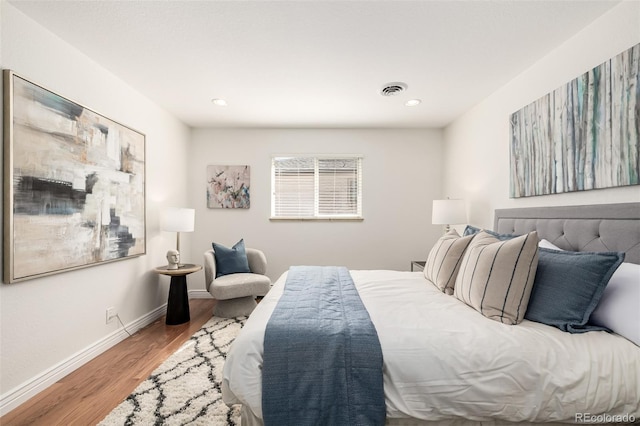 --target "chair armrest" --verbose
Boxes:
[246,248,267,275]
[204,250,216,293]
